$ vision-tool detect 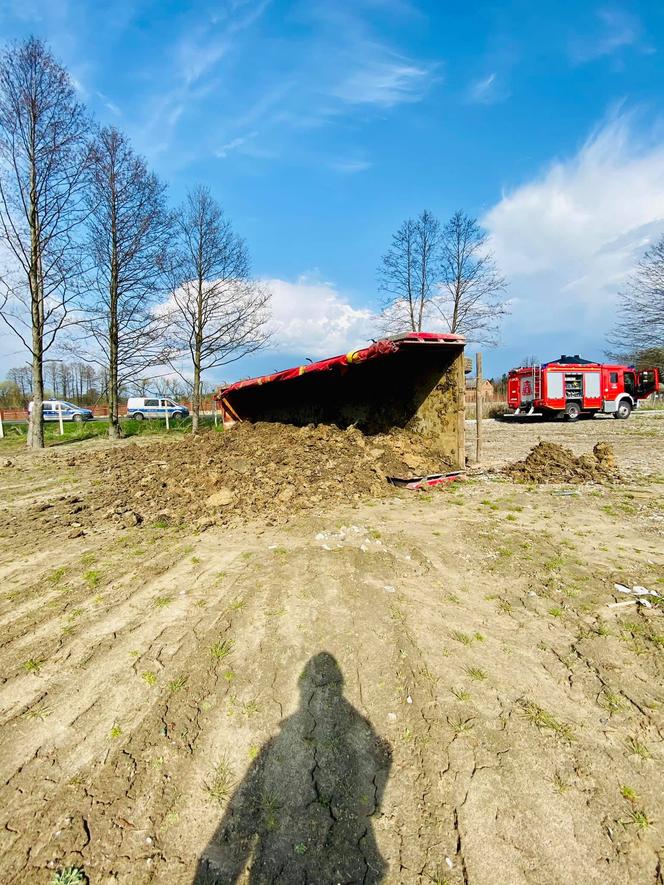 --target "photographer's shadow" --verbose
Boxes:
[194,652,392,884]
